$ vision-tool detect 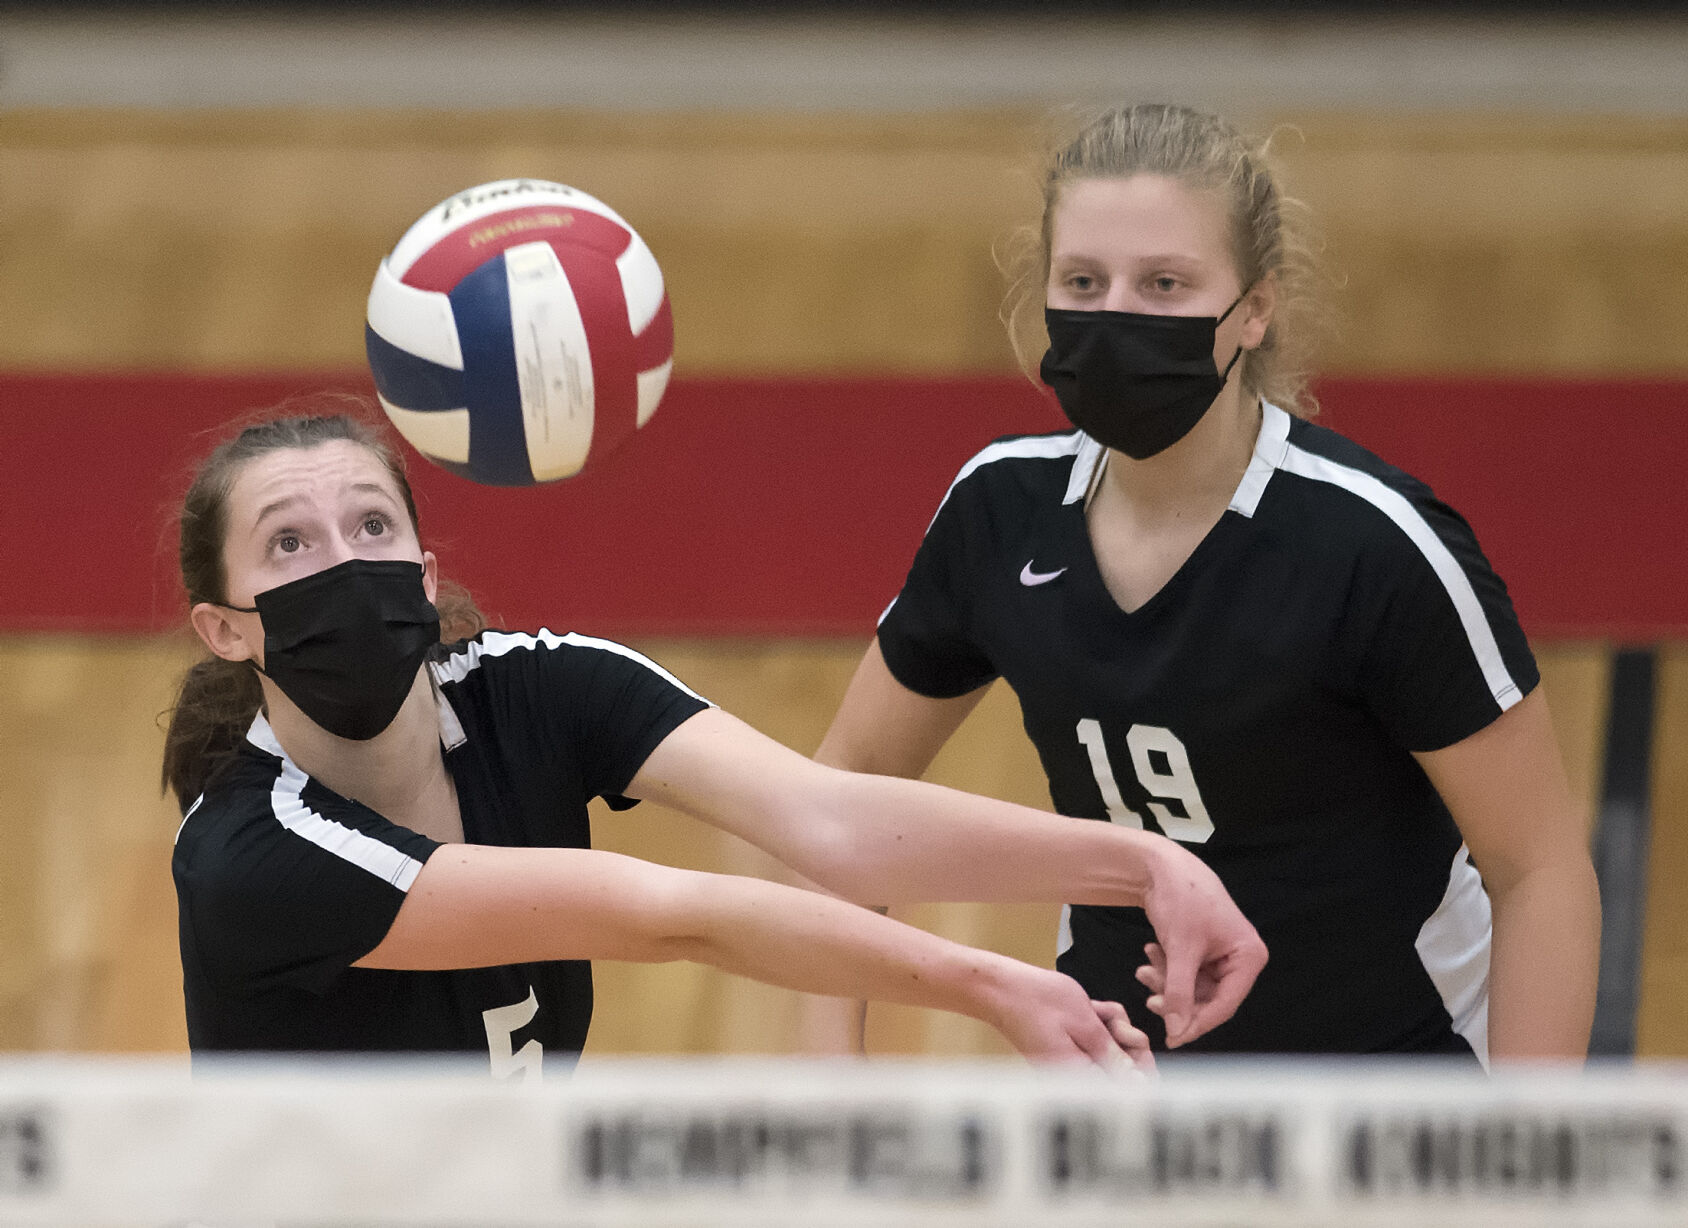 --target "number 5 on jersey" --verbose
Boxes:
[1076,719,1215,843]
[483,987,542,1081]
